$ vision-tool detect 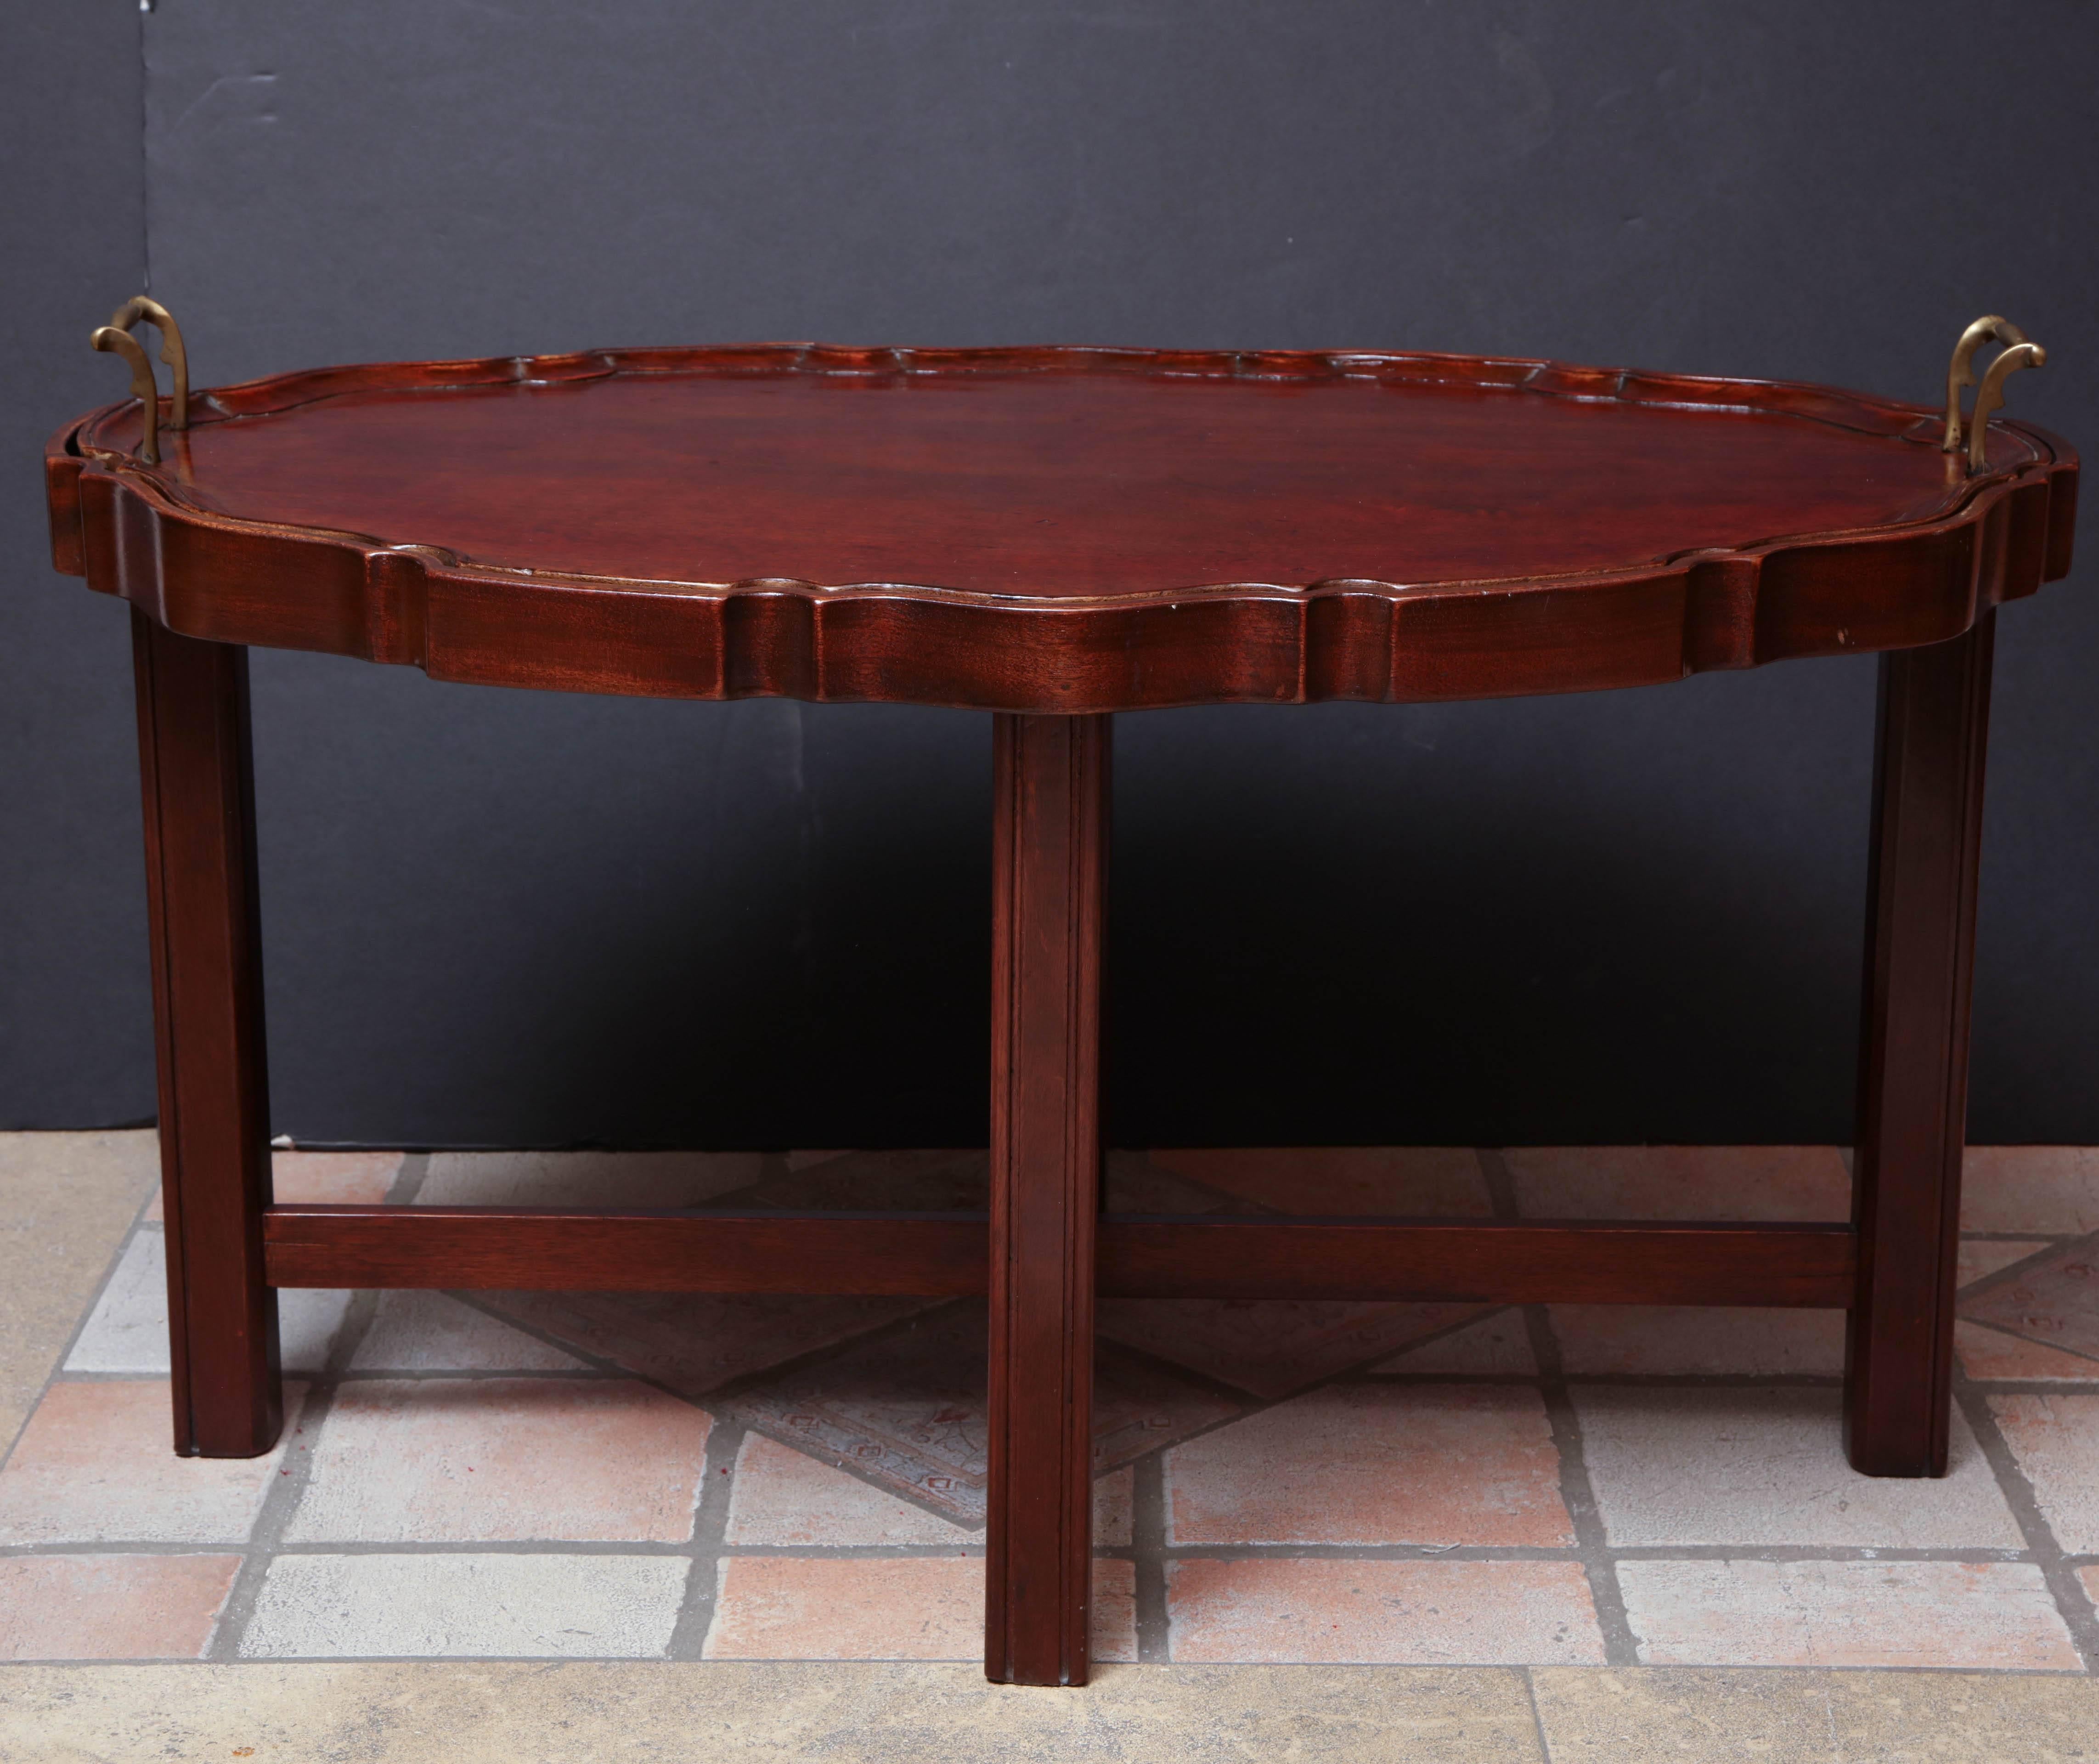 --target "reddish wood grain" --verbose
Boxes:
[263,1207,985,1293]
[1847,617,1995,1476]
[261,1206,1853,1307]
[1101,1217,1855,1307]
[133,613,282,1458]
[50,338,2083,1692]
[47,345,2077,714]
[986,713,1107,1687]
